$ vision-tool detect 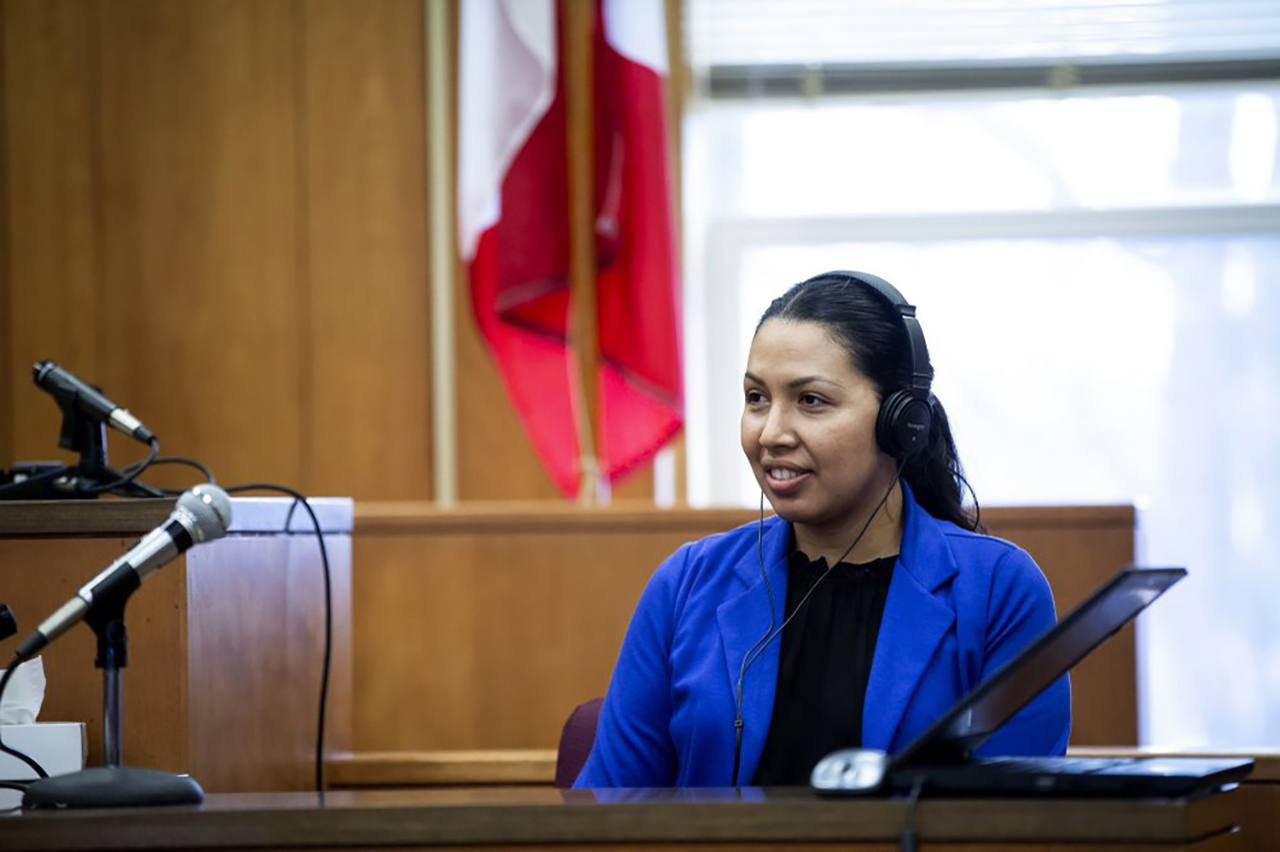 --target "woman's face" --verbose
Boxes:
[741,318,896,539]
